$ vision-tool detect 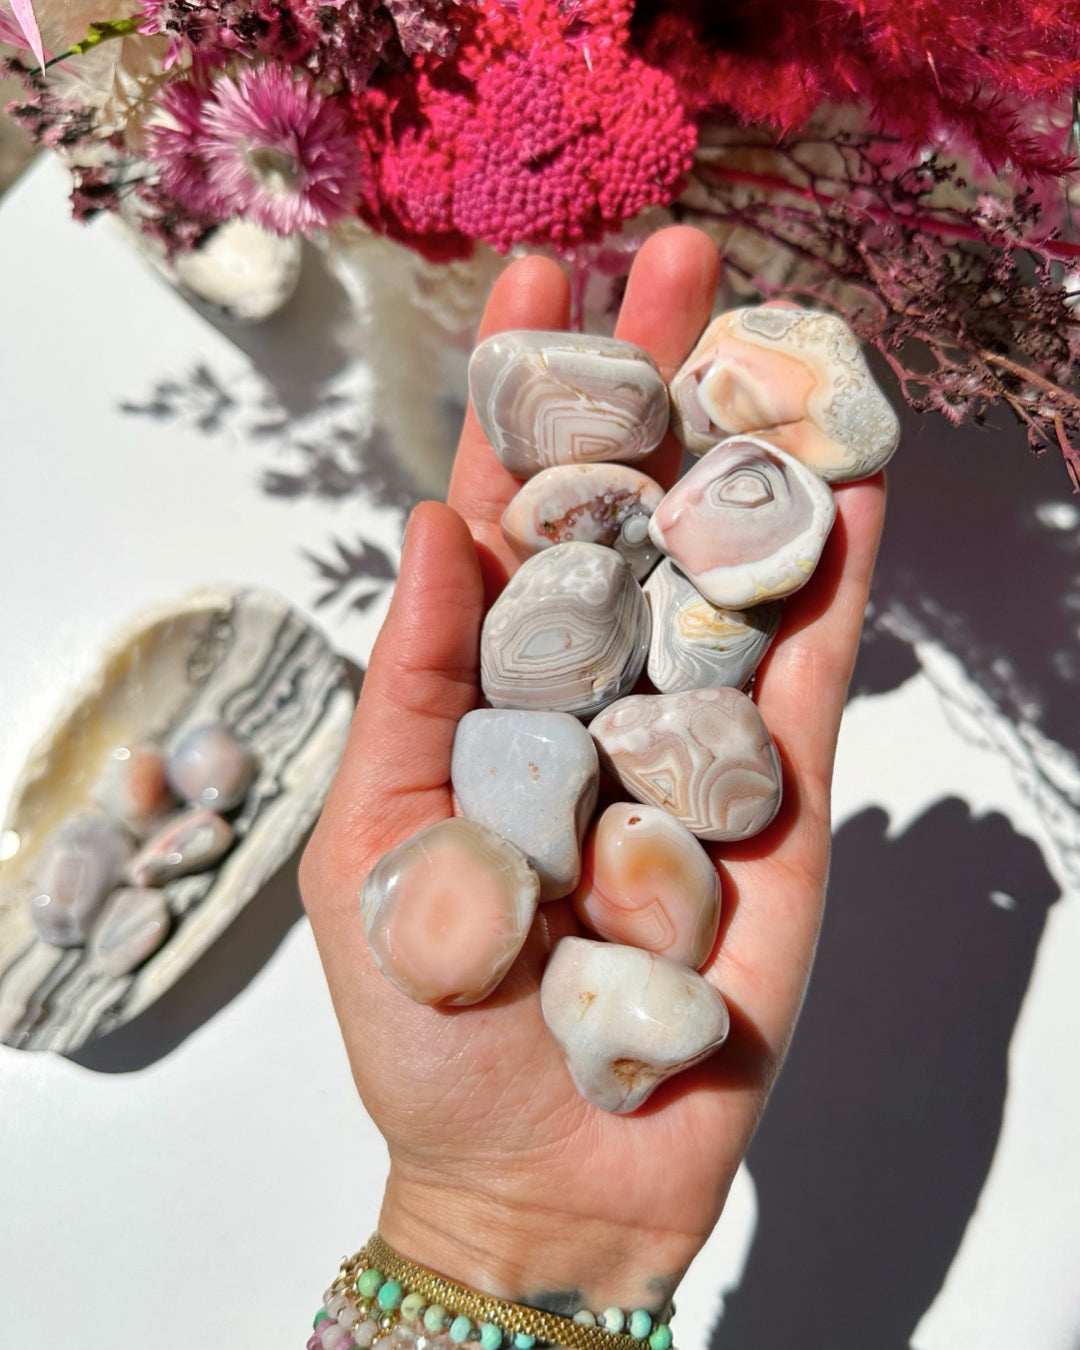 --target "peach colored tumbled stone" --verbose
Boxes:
[572,803,720,969]
[360,818,540,1006]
